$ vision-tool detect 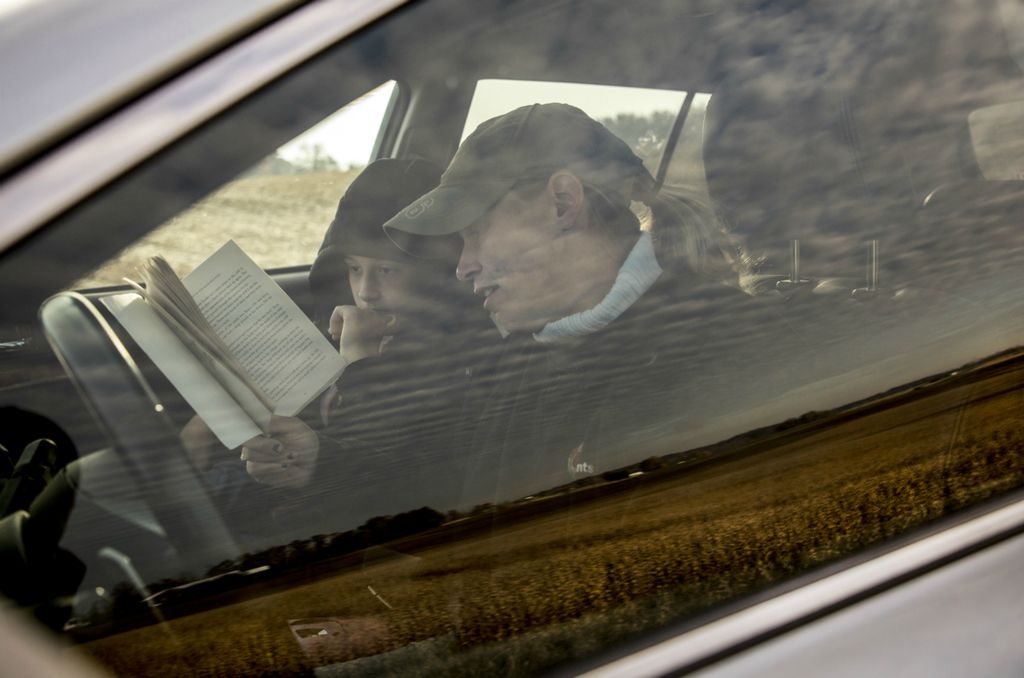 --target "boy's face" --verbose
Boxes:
[344,254,447,328]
